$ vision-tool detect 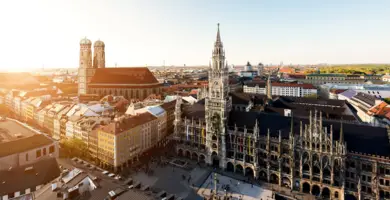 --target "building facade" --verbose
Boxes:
[0,134,59,171]
[78,38,96,95]
[76,38,162,99]
[97,113,157,171]
[243,82,317,97]
[319,83,390,100]
[173,24,390,200]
